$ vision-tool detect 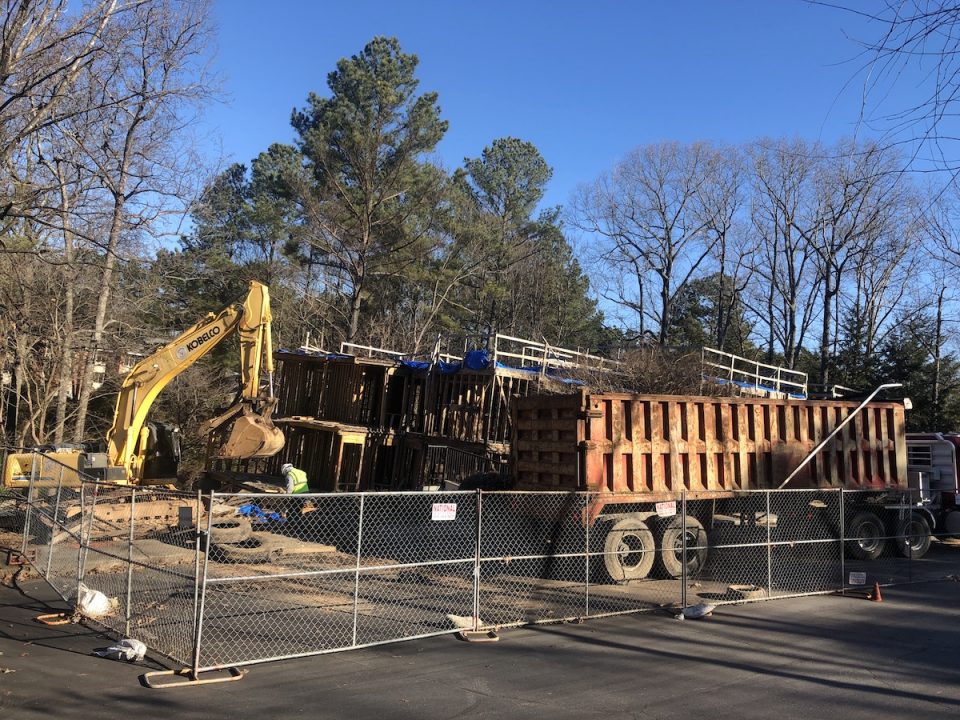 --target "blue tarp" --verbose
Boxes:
[399,359,431,371]
[463,349,491,371]
[236,503,285,524]
[398,359,463,373]
[285,345,586,383]
[707,374,806,400]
